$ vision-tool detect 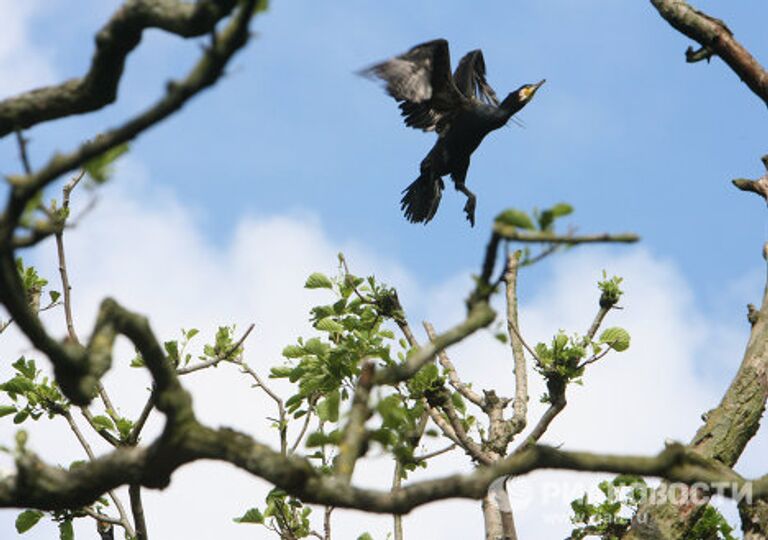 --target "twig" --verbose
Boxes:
[521,242,563,267]
[494,225,640,244]
[506,316,540,363]
[585,305,611,342]
[374,302,495,386]
[423,321,484,408]
[434,390,492,465]
[56,170,86,345]
[323,506,333,540]
[415,443,458,462]
[80,407,121,447]
[53,172,125,429]
[514,396,567,452]
[15,130,33,175]
[62,410,135,537]
[0,319,12,334]
[578,342,618,370]
[504,251,528,436]
[290,408,313,454]
[81,508,124,527]
[238,357,288,455]
[424,402,463,447]
[176,323,255,375]
[467,232,502,309]
[126,389,156,446]
[392,462,404,540]
[129,484,148,540]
